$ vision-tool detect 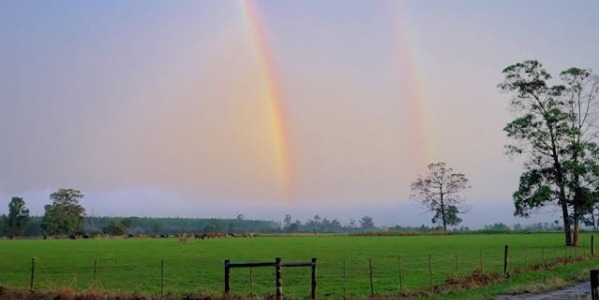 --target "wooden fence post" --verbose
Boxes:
[591,269,599,300]
[311,258,317,299]
[93,259,98,289]
[30,257,35,290]
[503,245,509,278]
[455,253,459,274]
[224,260,230,295]
[479,249,483,273]
[369,258,375,296]
[428,254,433,294]
[275,257,282,300]
[541,247,545,269]
[249,267,253,298]
[160,259,164,297]
[342,260,347,300]
[398,257,403,293]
